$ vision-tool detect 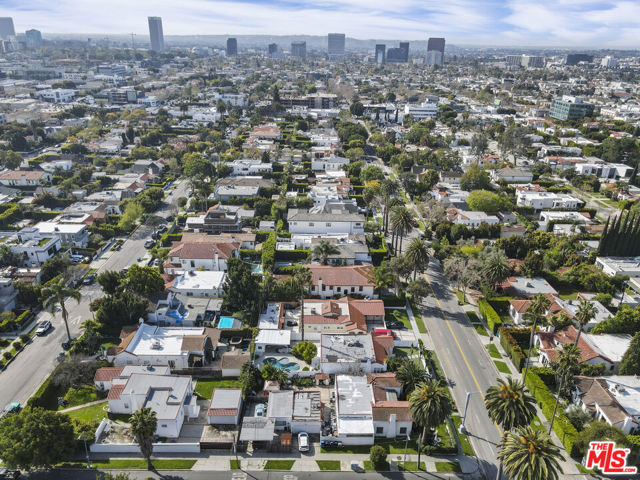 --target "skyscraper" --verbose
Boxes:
[328,33,345,59]
[426,37,445,66]
[227,38,237,56]
[268,43,278,56]
[375,44,386,64]
[291,41,306,58]
[147,17,165,52]
[25,29,42,49]
[387,42,409,63]
[399,42,409,62]
[0,18,15,40]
